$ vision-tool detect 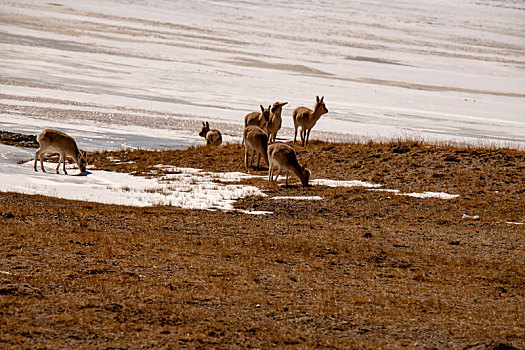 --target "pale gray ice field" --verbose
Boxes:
[1,0,524,150]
